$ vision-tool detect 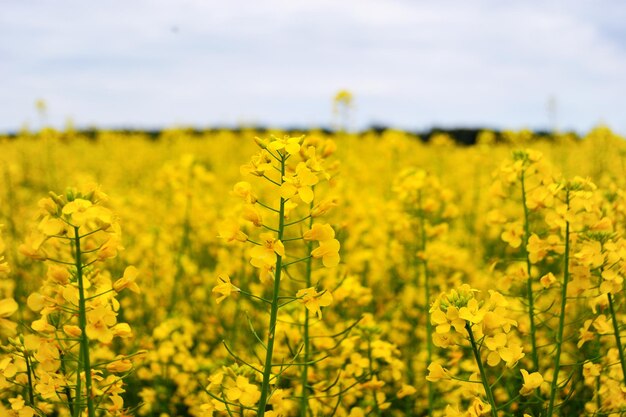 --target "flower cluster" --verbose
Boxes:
[211,134,343,416]
[2,185,141,416]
